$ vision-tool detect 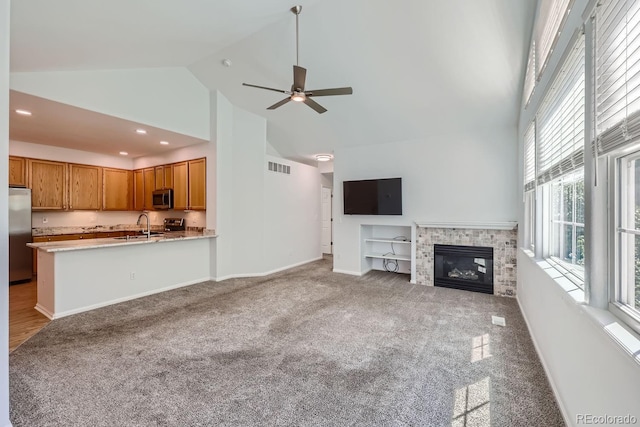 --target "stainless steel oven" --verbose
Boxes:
[152,189,173,210]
